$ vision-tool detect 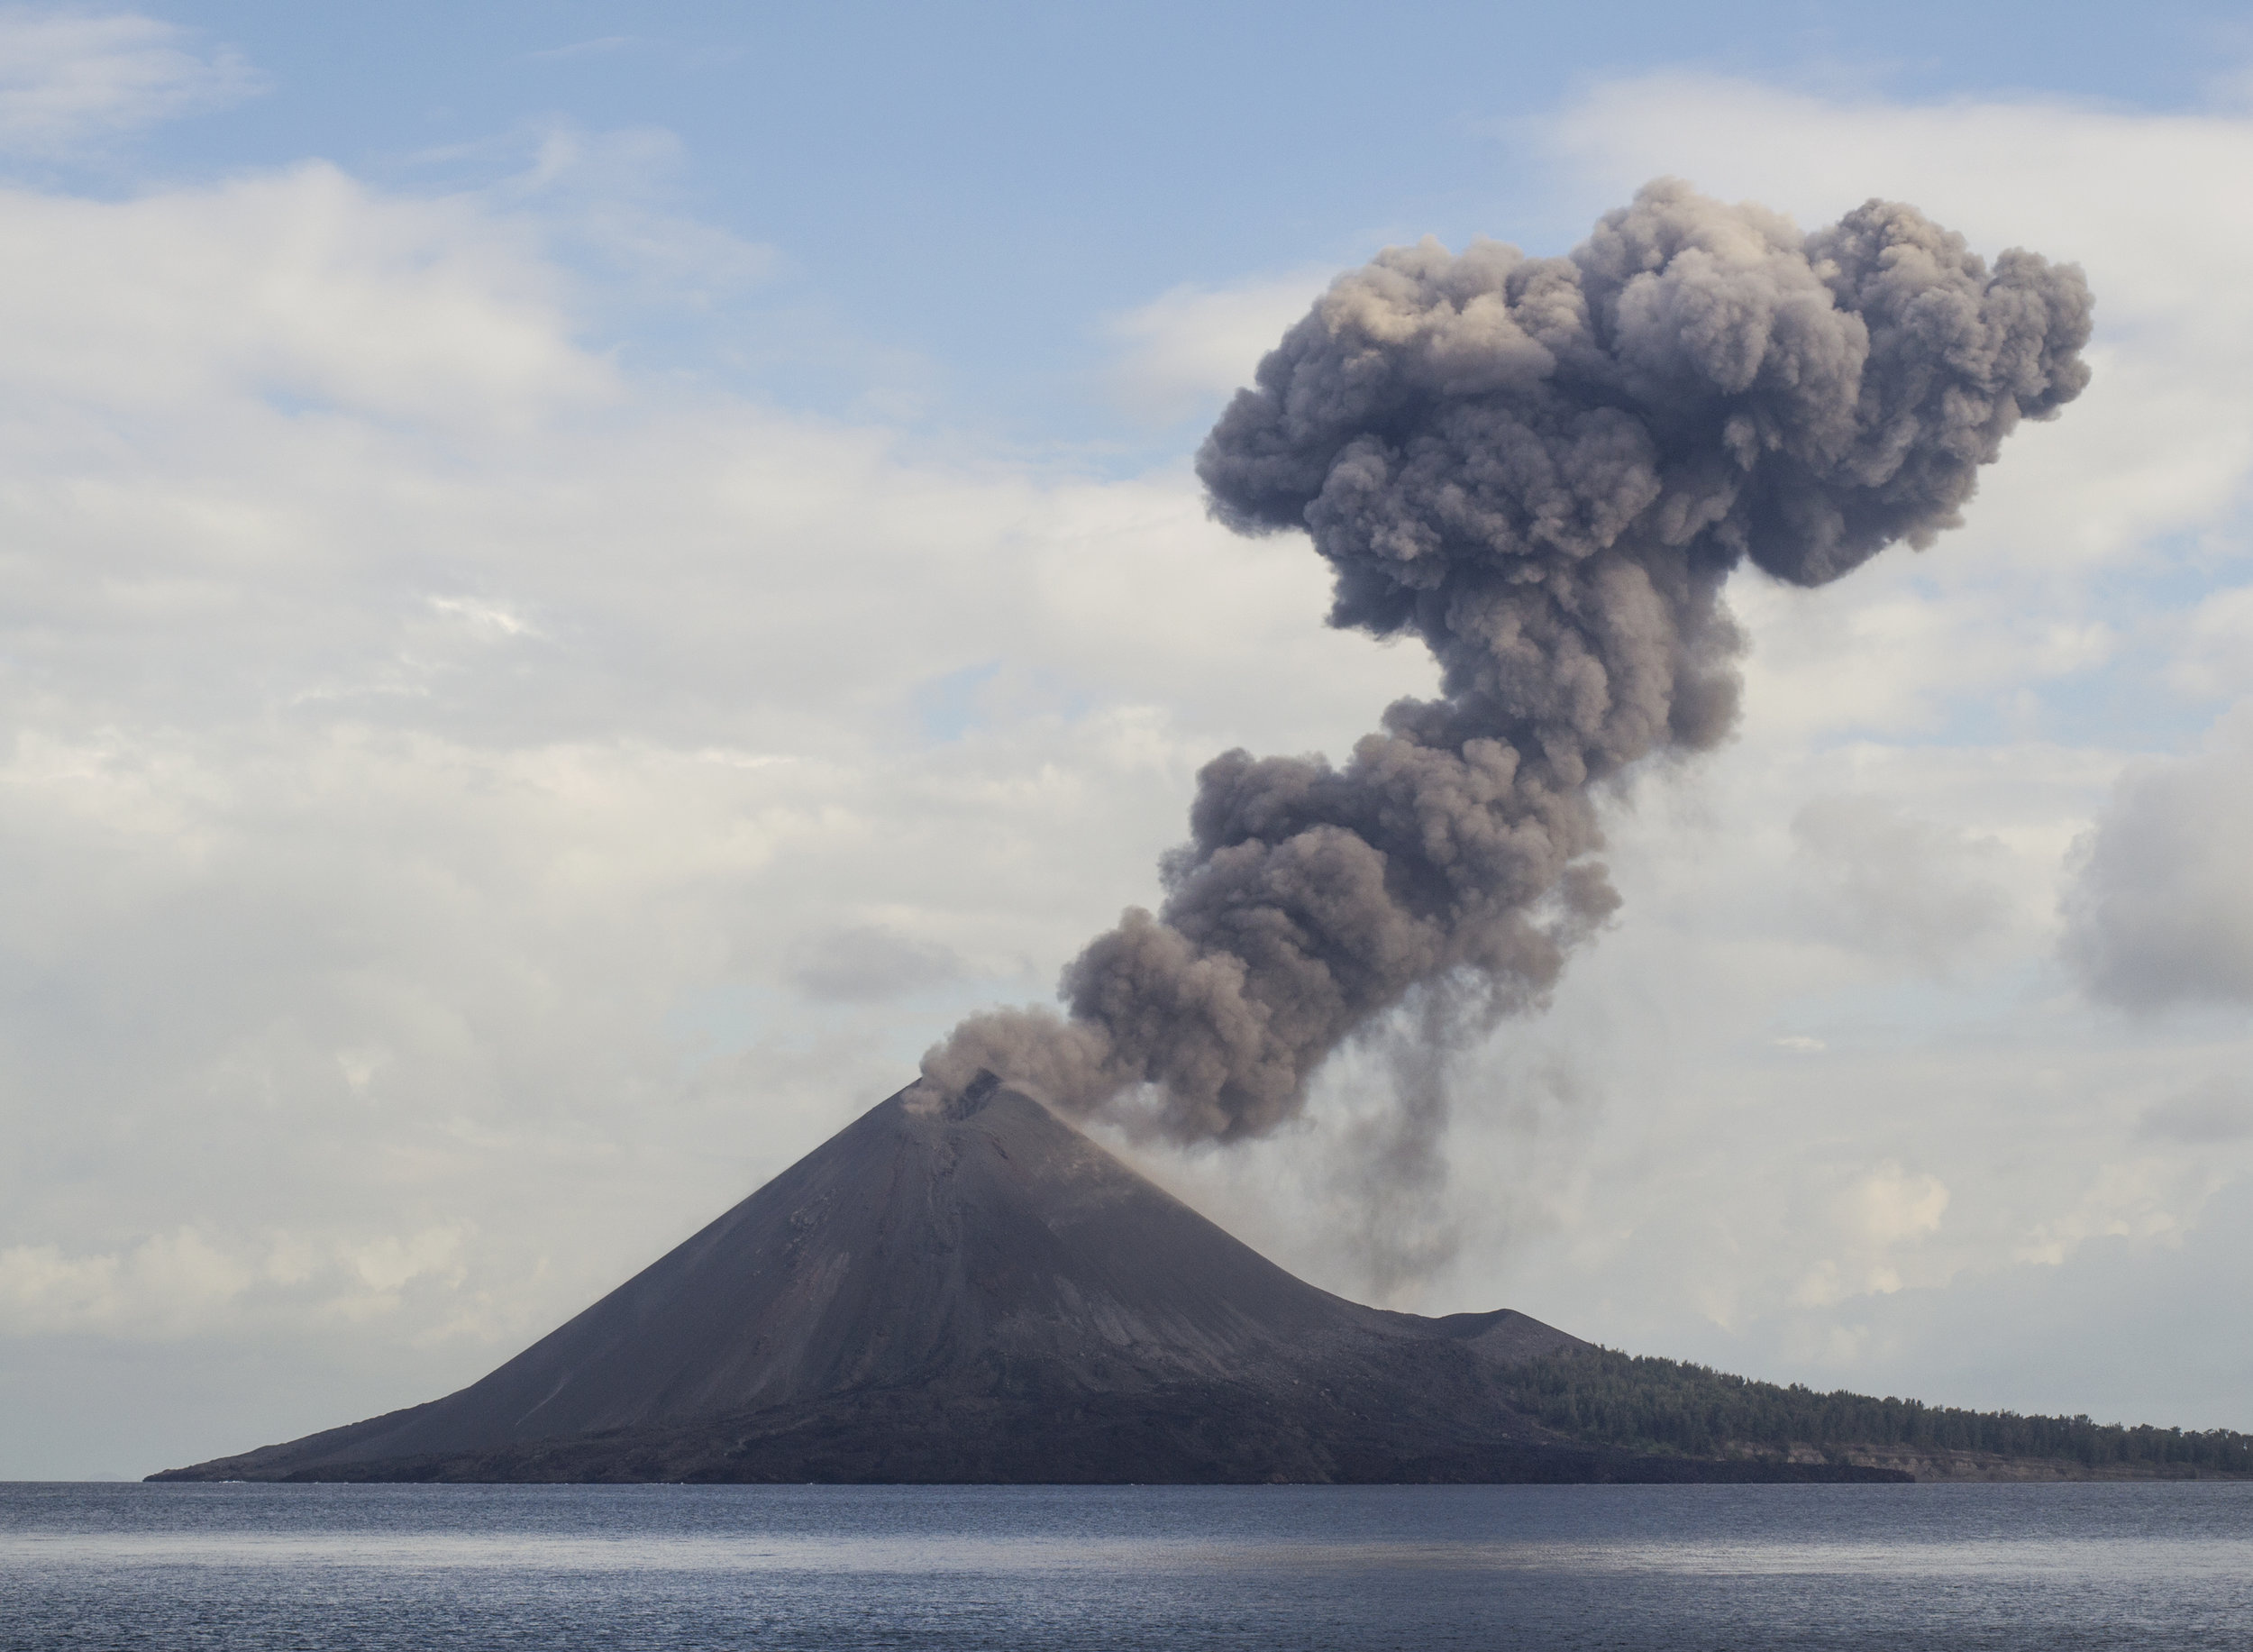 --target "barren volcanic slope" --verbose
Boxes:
[154,1077,1896,1483]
